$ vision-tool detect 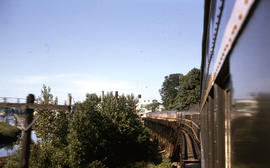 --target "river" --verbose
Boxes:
[0,115,38,157]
